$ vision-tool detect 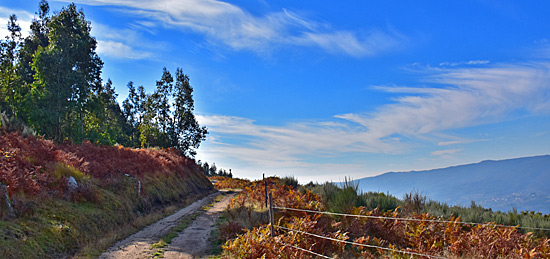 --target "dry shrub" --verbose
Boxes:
[221,176,550,259]
[0,131,209,200]
[219,221,246,241]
